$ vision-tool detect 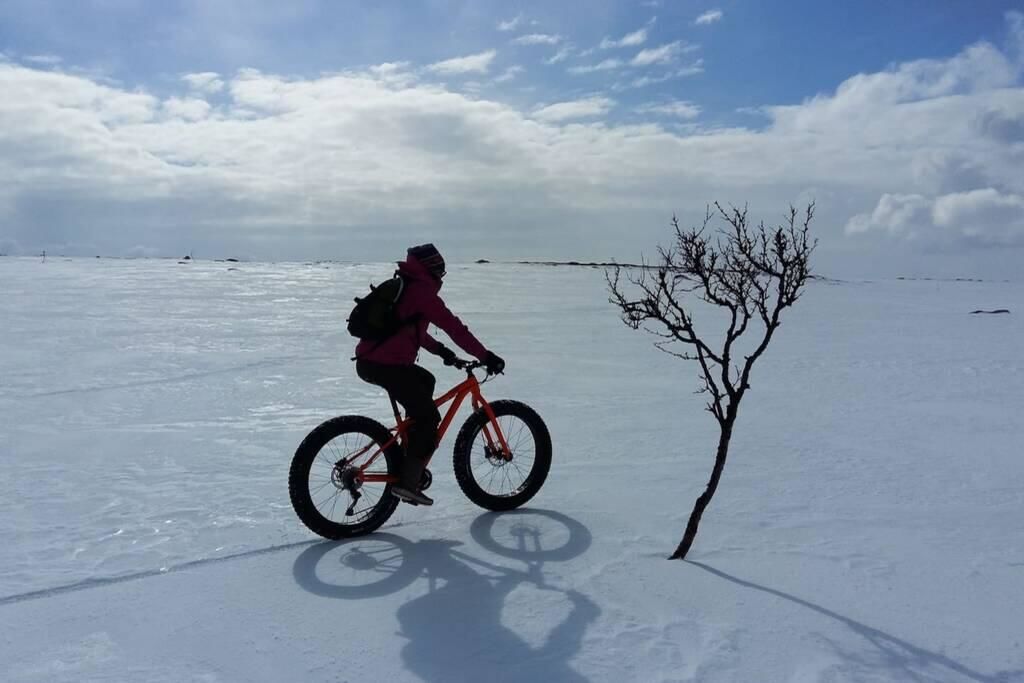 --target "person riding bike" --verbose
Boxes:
[355,243,505,506]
